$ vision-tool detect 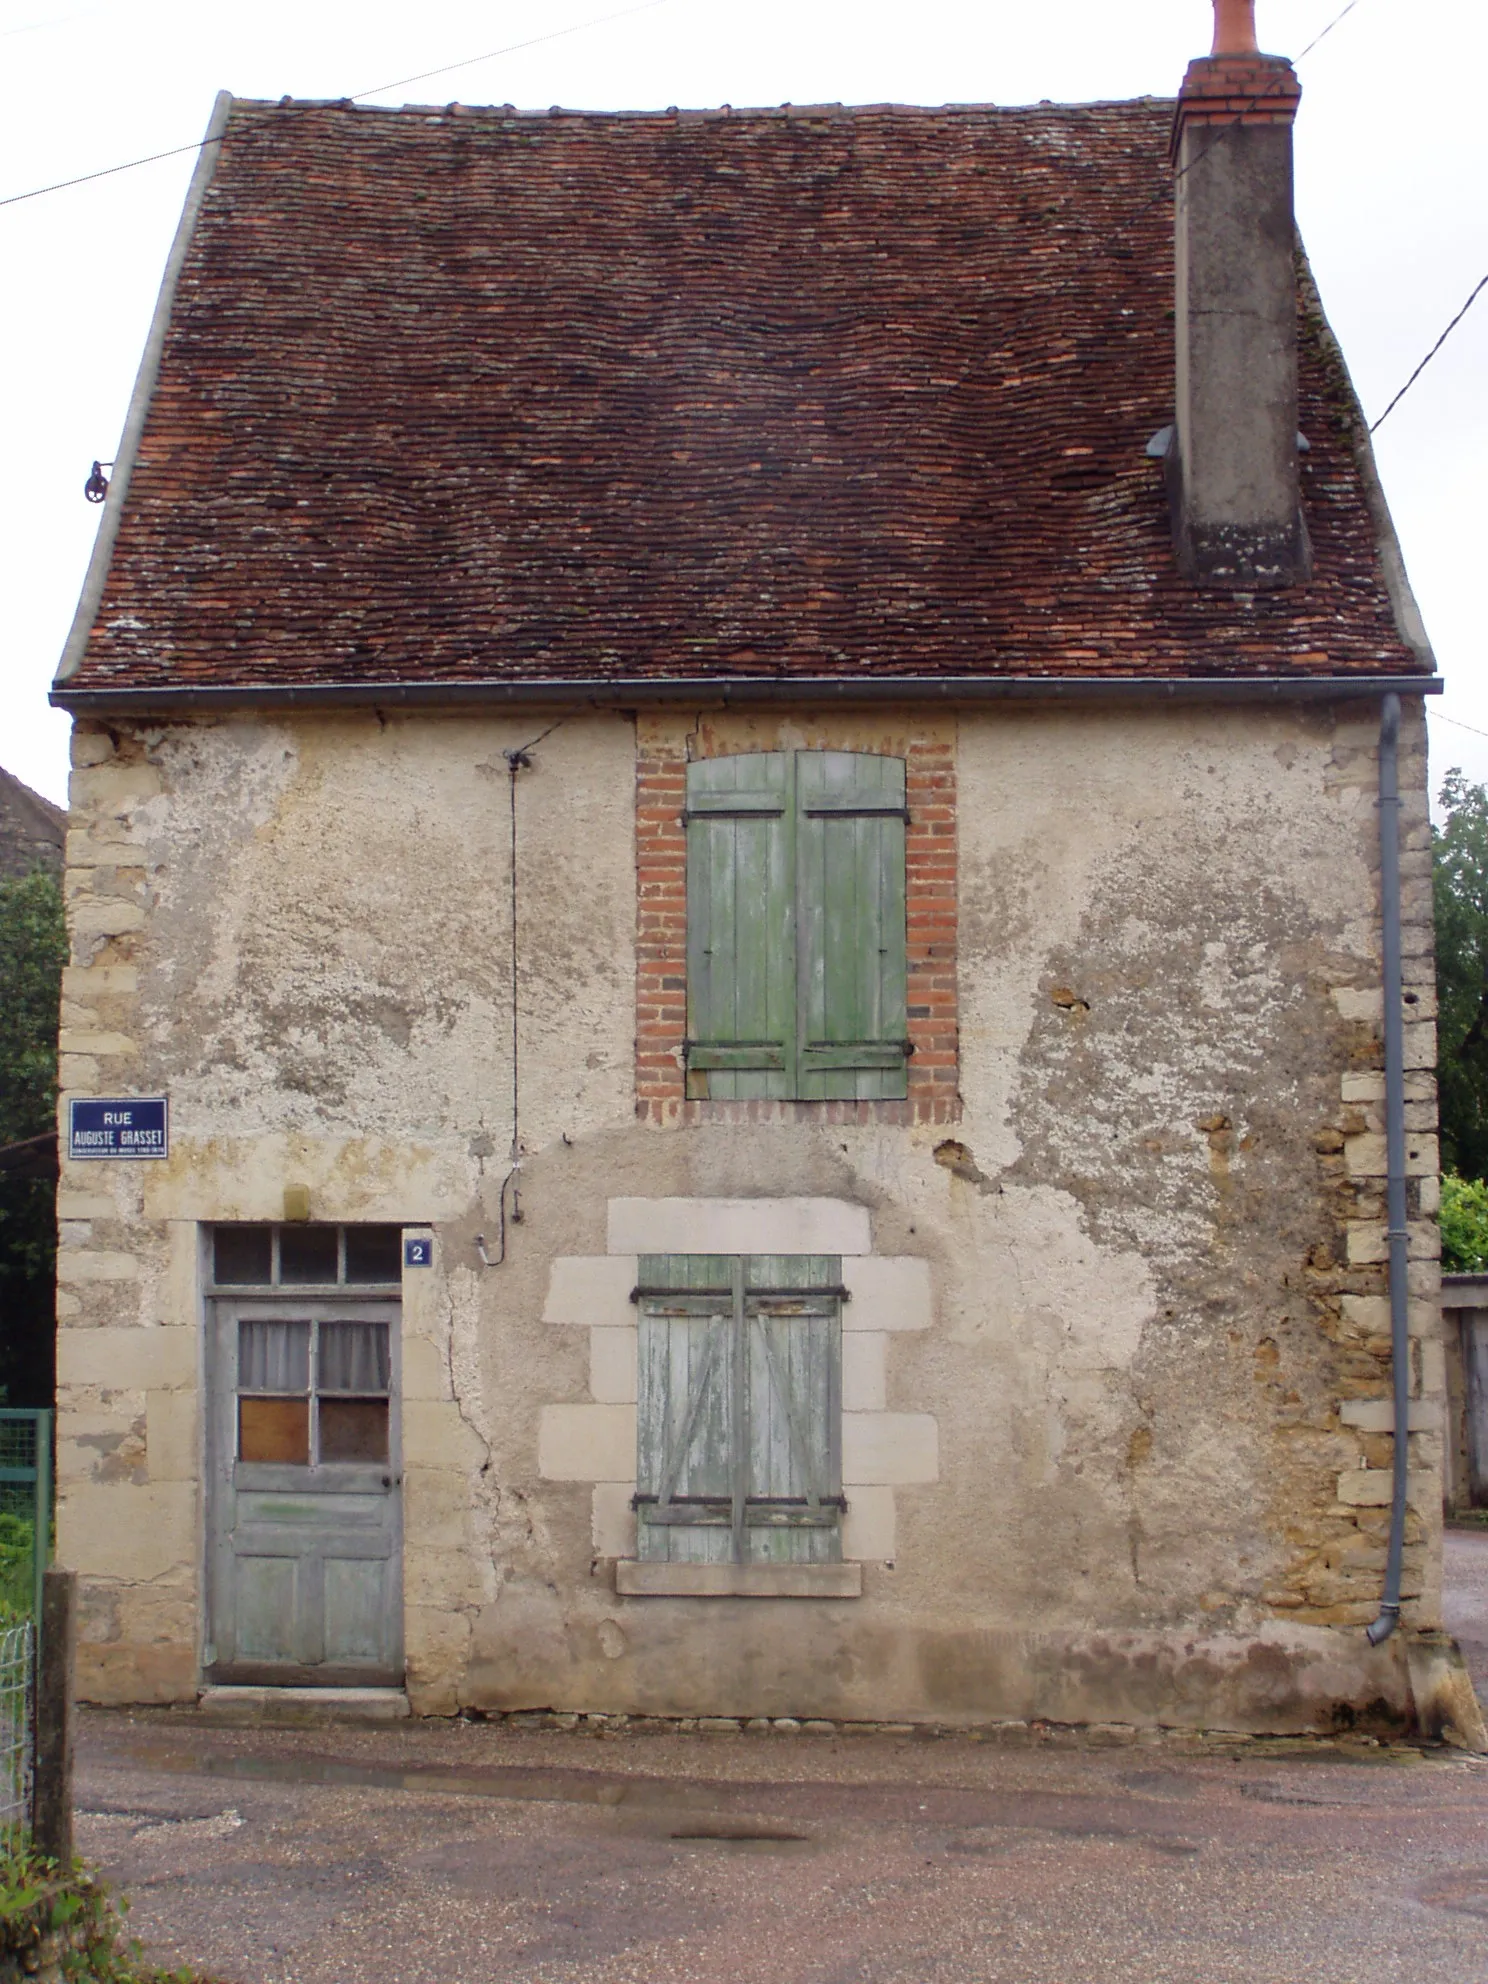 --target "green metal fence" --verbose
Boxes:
[0,1621,32,1840]
[0,1409,52,1628]
[0,1412,51,1841]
